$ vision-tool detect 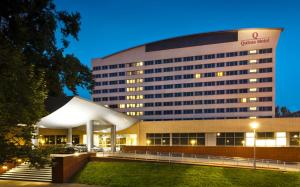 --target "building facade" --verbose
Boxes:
[39,118,300,148]
[92,28,282,121]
